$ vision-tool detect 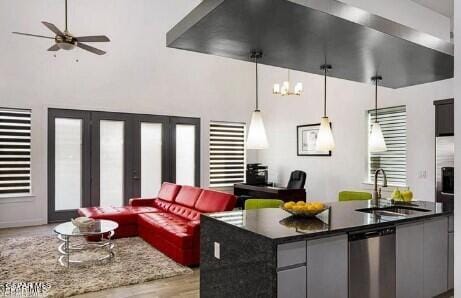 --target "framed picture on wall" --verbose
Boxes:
[297,123,332,156]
